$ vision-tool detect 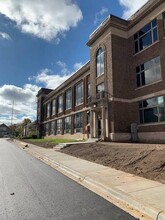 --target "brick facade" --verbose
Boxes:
[37,0,165,143]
